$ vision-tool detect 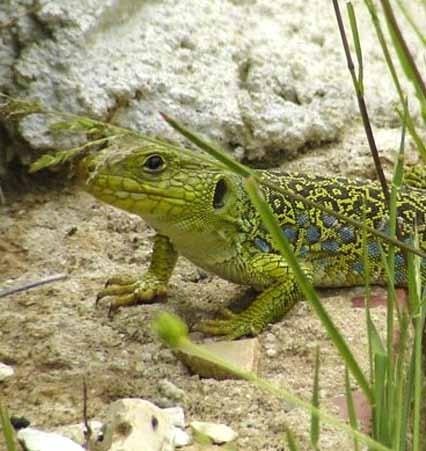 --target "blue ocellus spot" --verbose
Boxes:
[322,214,337,228]
[353,261,364,274]
[306,225,321,244]
[321,240,340,253]
[394,253,405,268]
[377,219,390,235]
[254,237,271,253]
[282,226,297,243]
[339,226,355,243]
[367,241,381,258]
[296,212,309,226]
[299,246,309,258]
[395,270,406,284]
